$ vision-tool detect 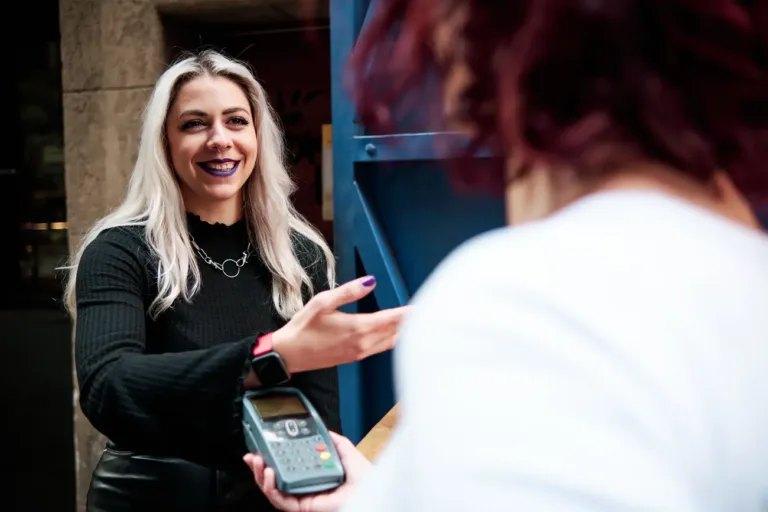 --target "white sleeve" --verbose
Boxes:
[340,237,709,512]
